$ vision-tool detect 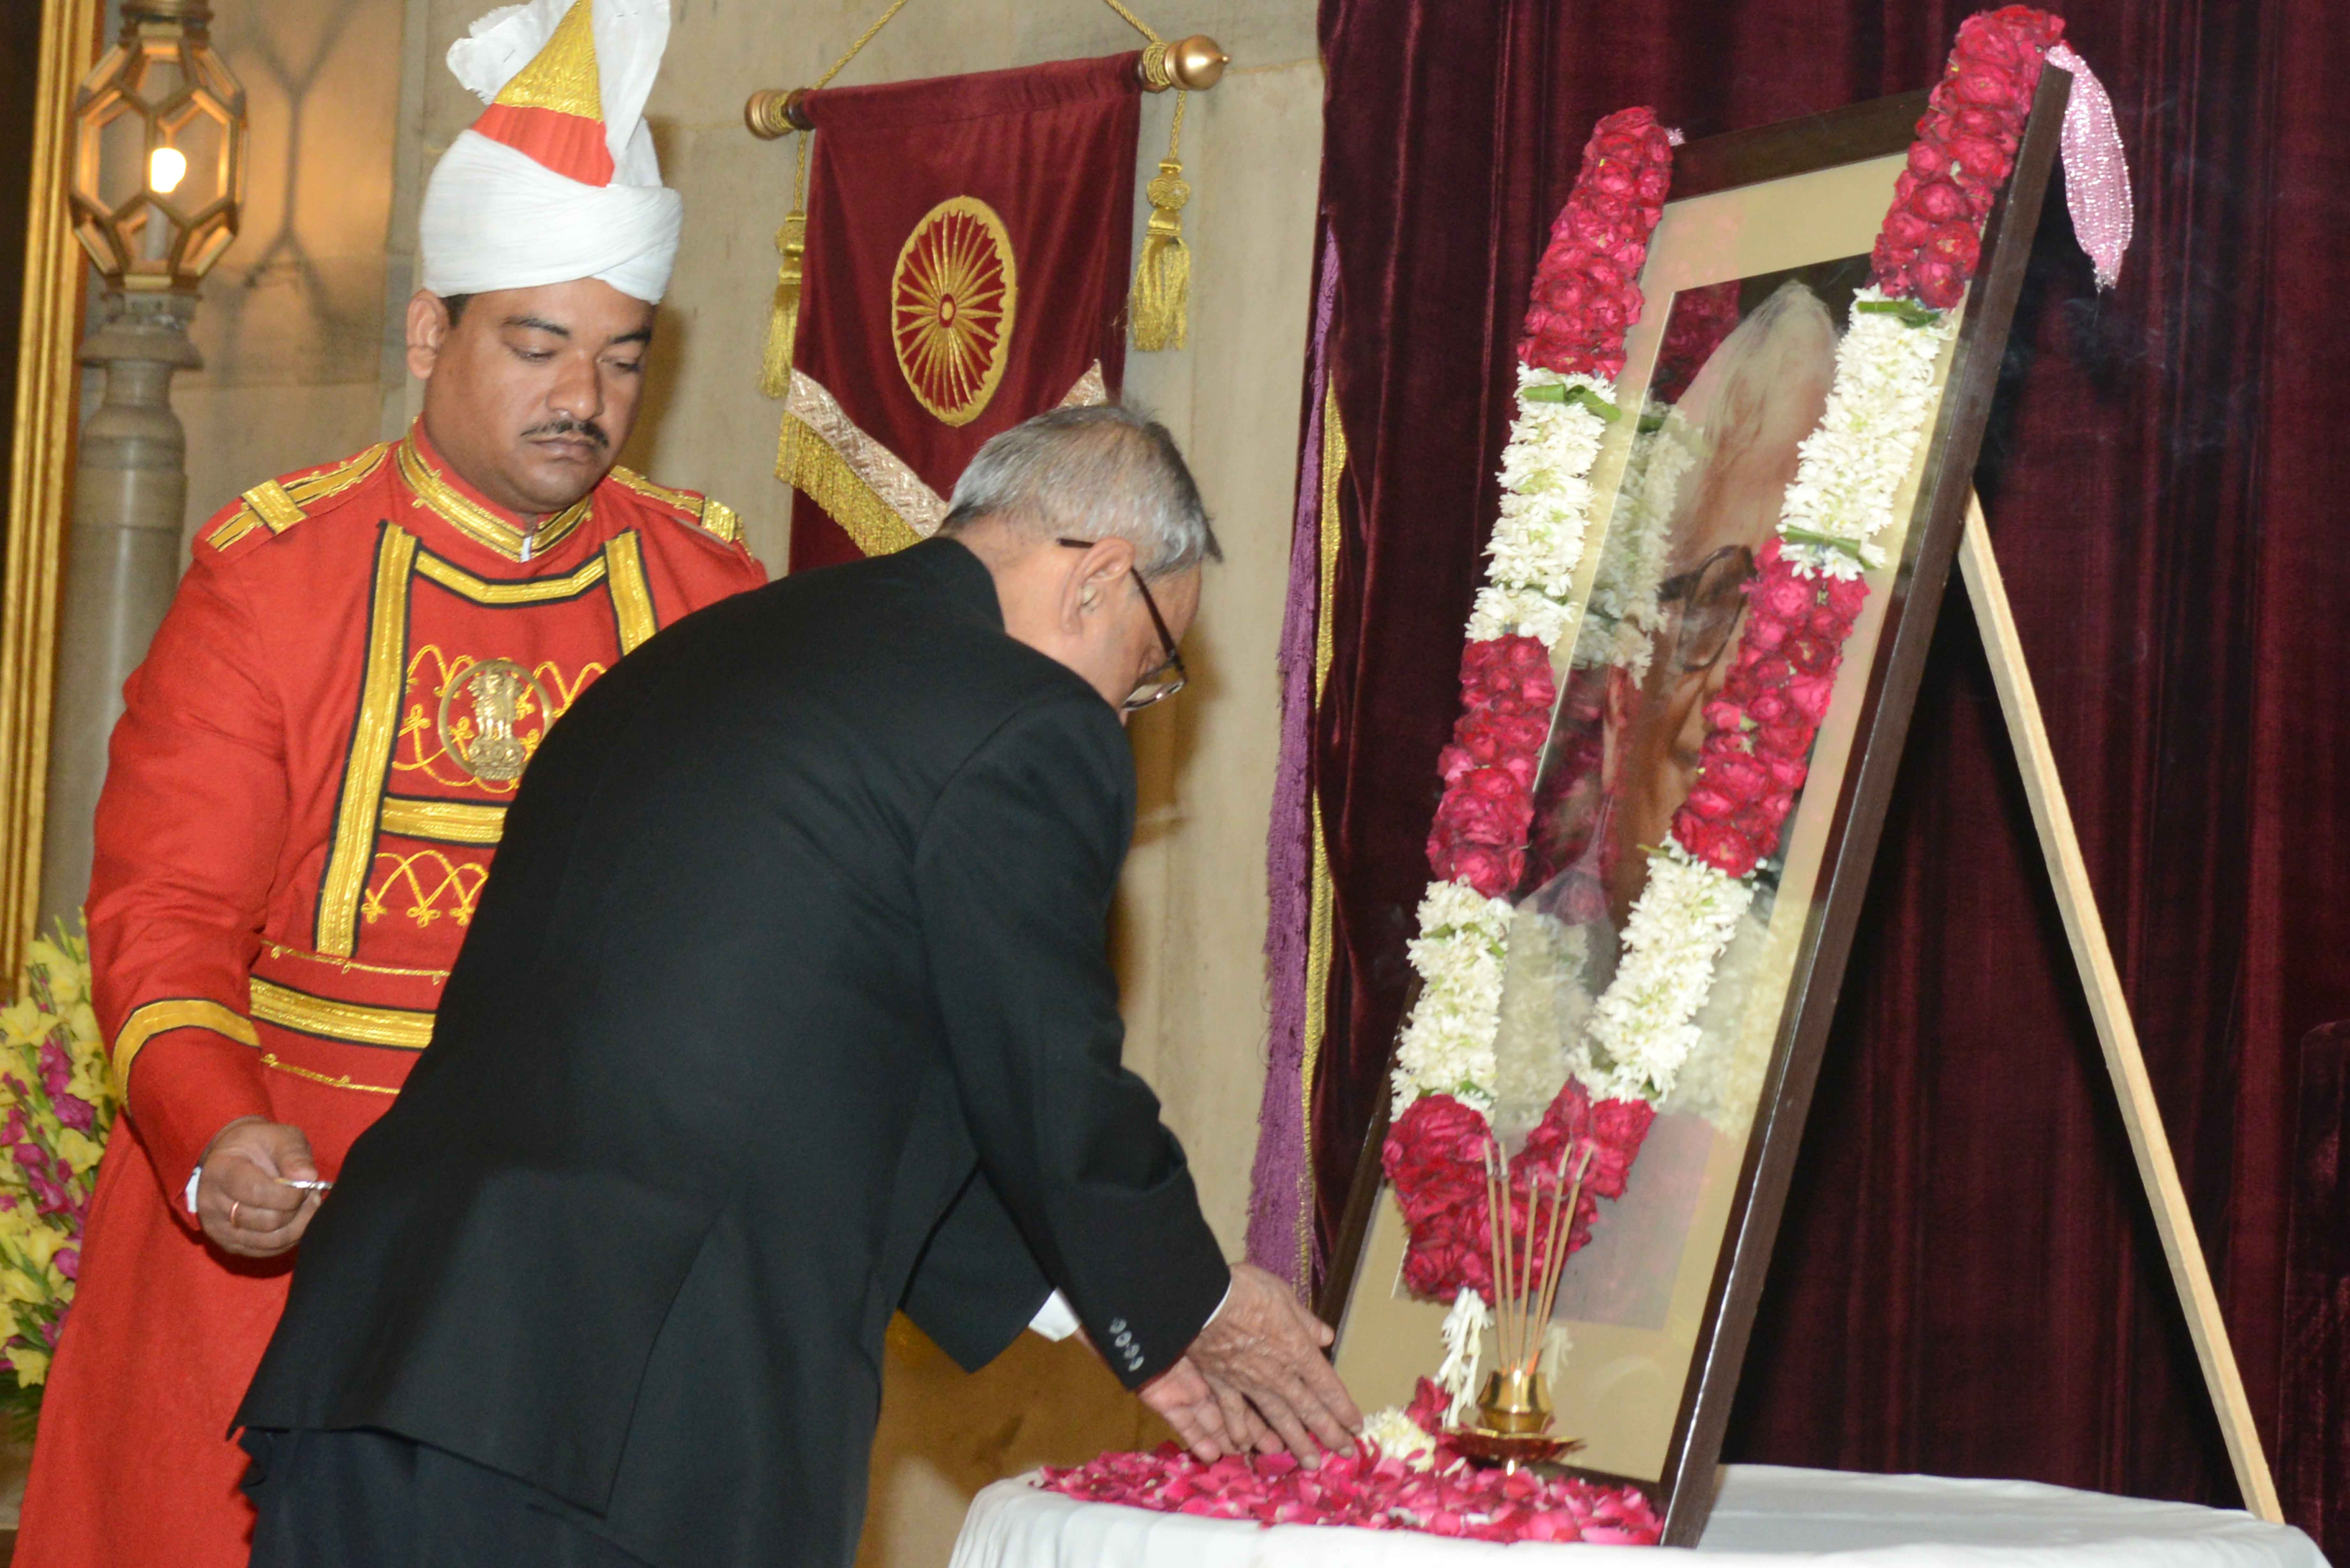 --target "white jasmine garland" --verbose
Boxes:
[1776,289,1958,578]
[1436,1287,1492,1425]
[1569,841,1754,1103]
[1399,364,1620,1122]
[1562,302,1956,1110]
[1466,366,1615,649]
[1391,884,1515,1113]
